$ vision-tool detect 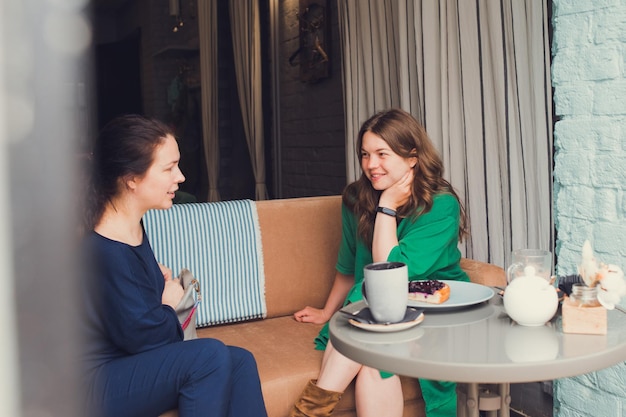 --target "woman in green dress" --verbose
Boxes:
[291,108,469,417]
